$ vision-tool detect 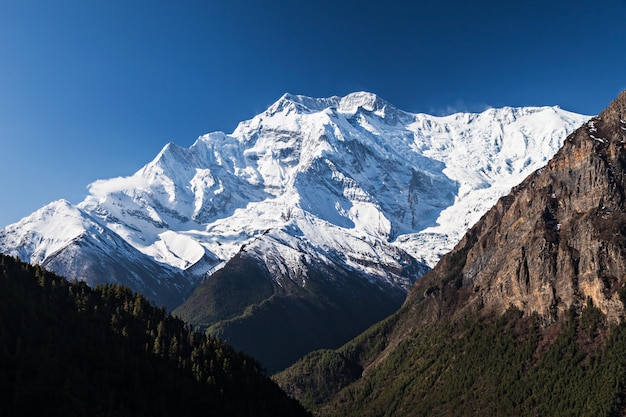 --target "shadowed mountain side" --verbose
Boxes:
[174,248,409,373]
